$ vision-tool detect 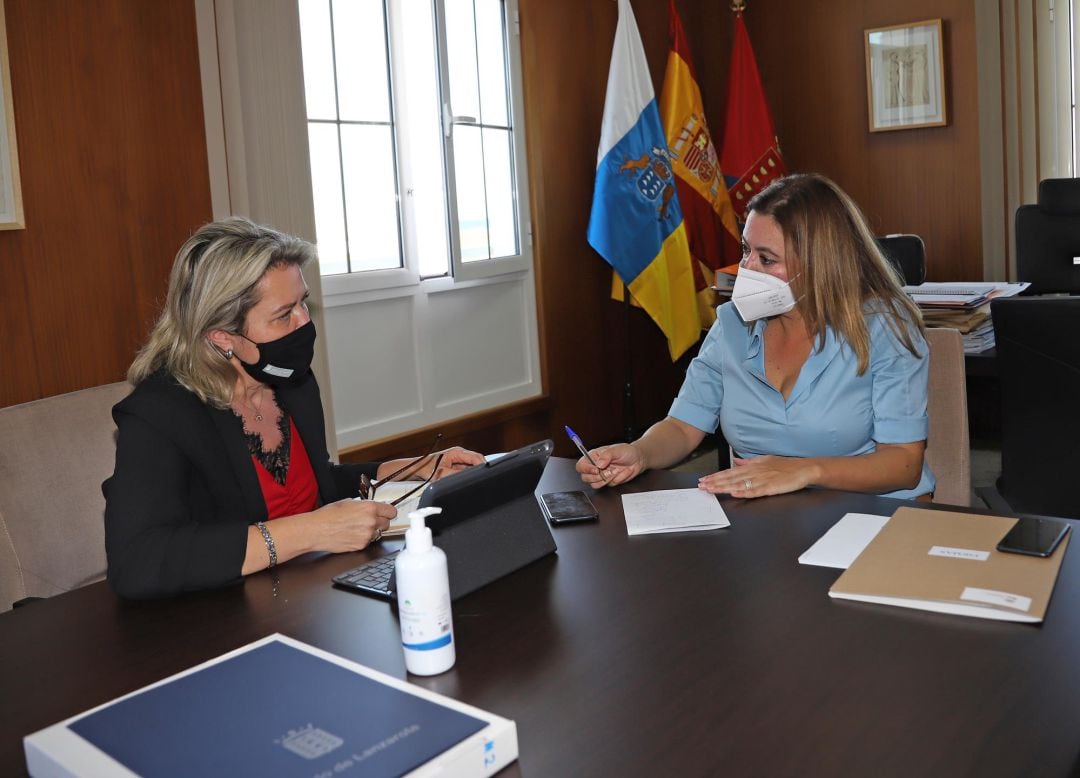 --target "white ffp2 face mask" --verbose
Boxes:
[730,267,798,321]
